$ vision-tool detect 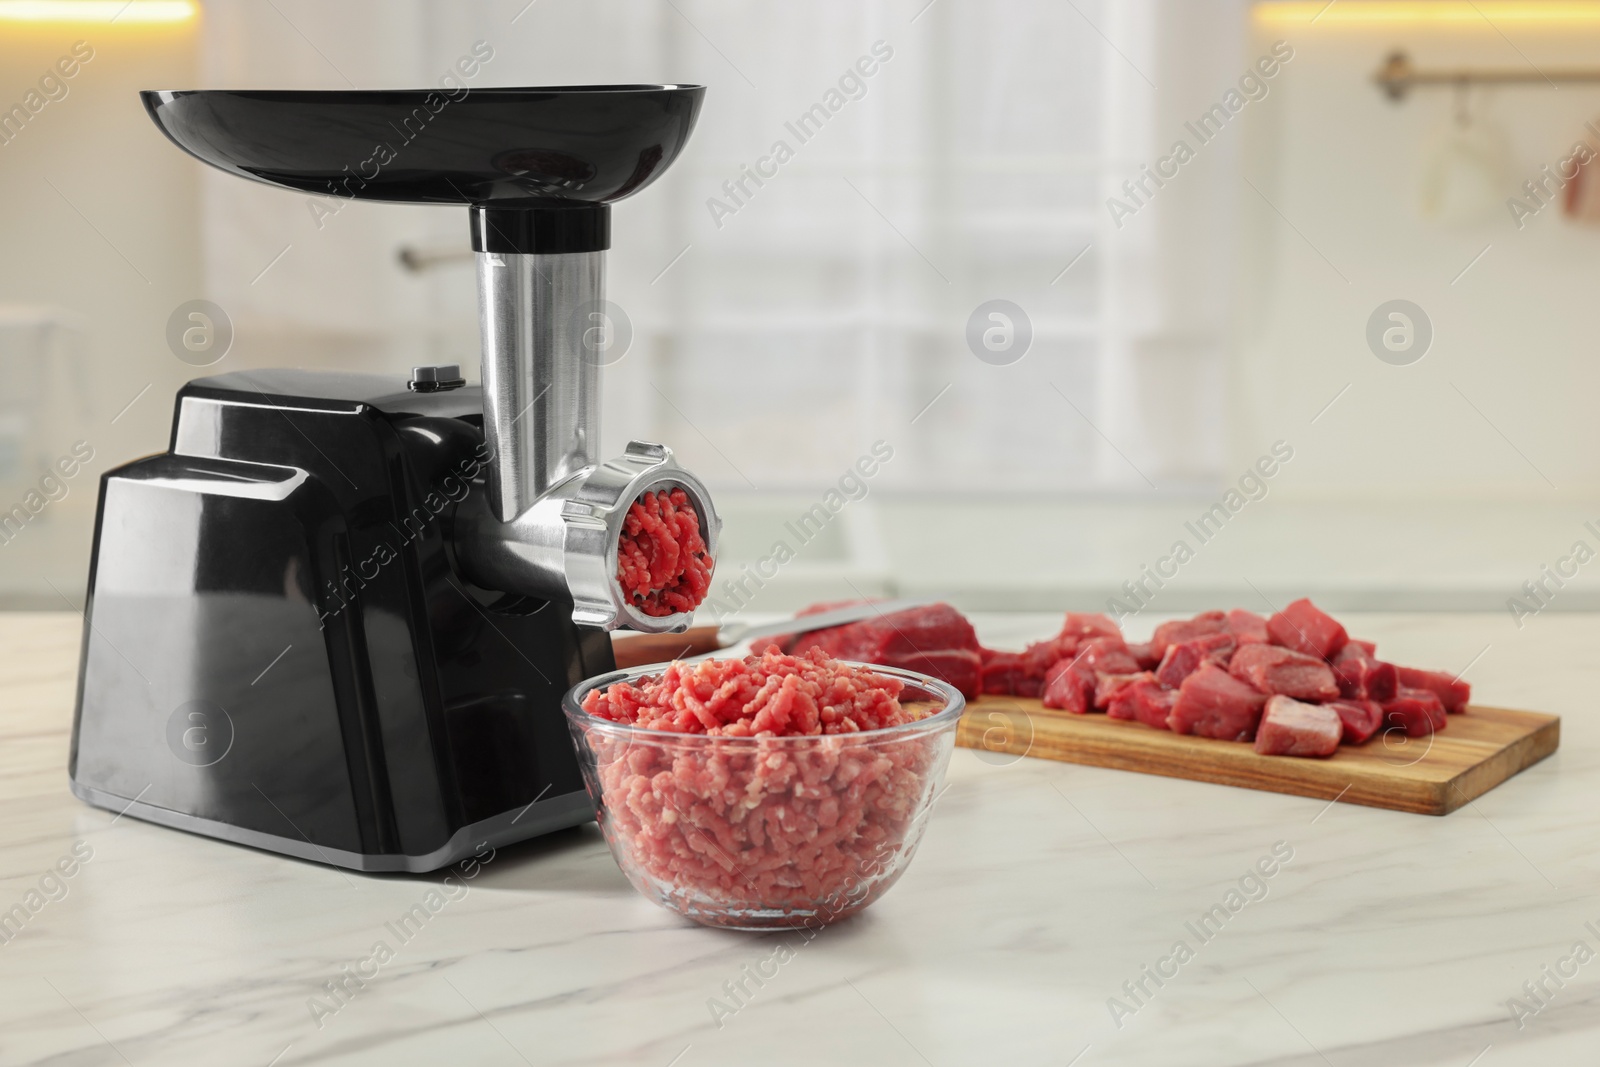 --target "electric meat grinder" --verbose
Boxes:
[69,86,720,872]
